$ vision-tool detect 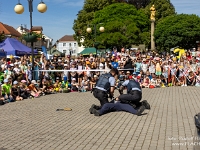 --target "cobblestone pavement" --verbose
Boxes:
[0,87,199,150]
